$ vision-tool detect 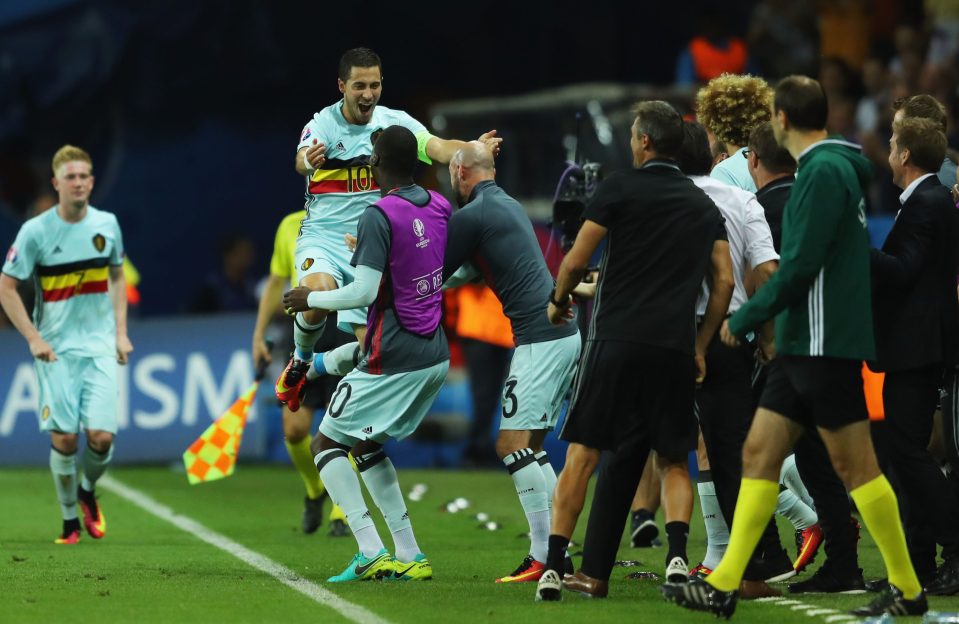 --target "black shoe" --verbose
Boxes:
[756,548,796,583]
[302,493,326,534]
[660,576,737,619]
[850,585,928,617]
[631,514,659,548]
[865,577,889,593]
[788,566,866,594]
[328,518,350,537]
[926,558,959,596]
